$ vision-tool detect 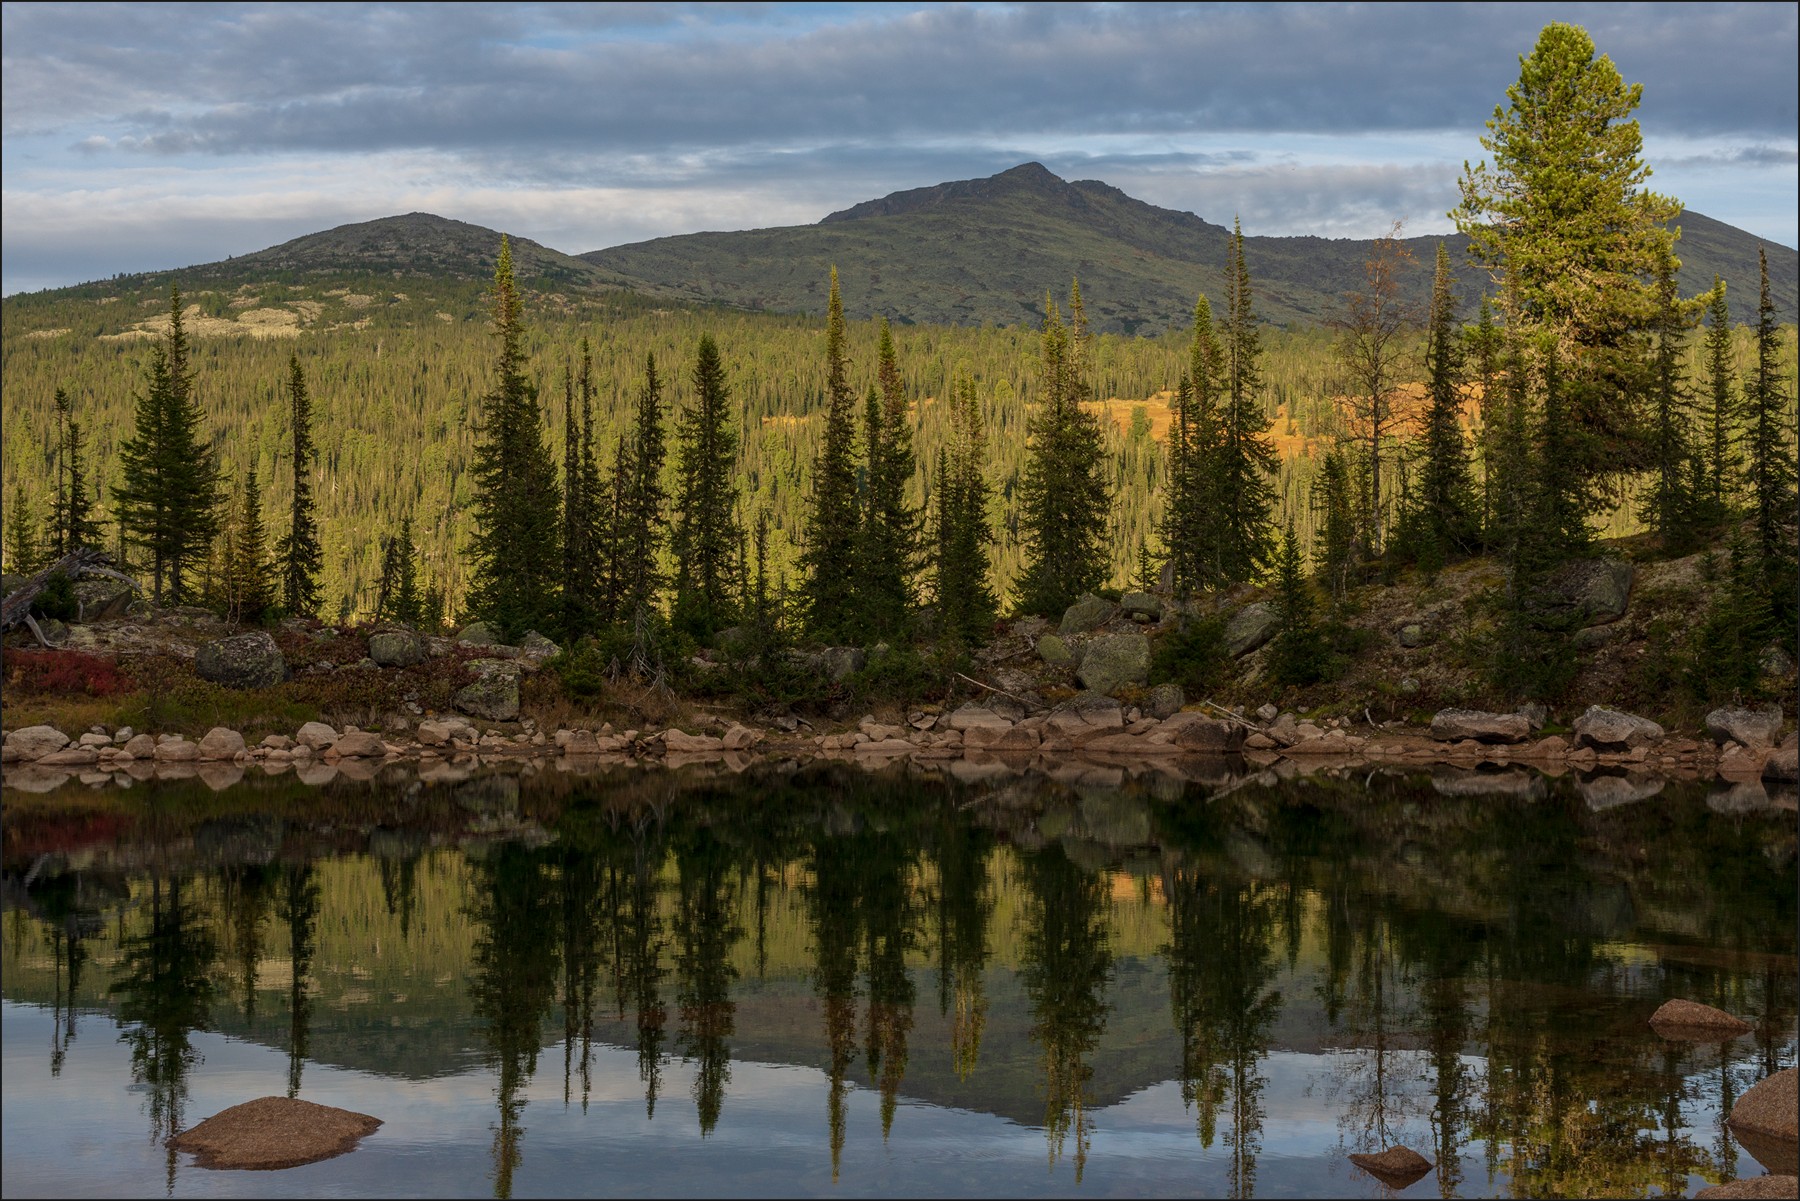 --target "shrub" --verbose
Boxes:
[4,649,135,697]
[32,571,77,621]
[1149,617,1230,695]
